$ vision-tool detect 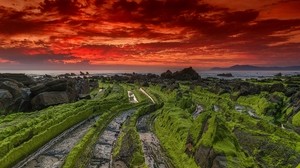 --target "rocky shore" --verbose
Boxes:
[0,73,93,114]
